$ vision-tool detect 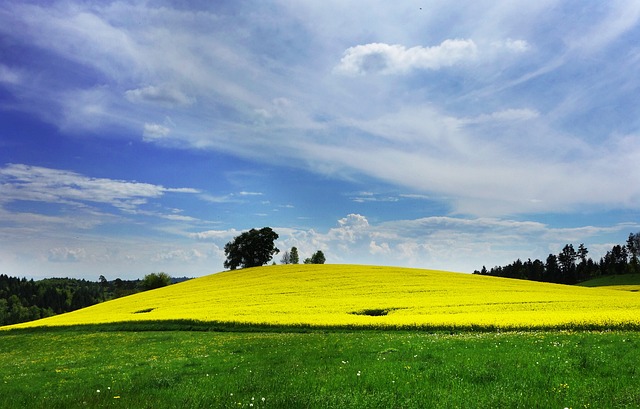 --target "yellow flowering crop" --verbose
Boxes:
[4,265,640,330]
